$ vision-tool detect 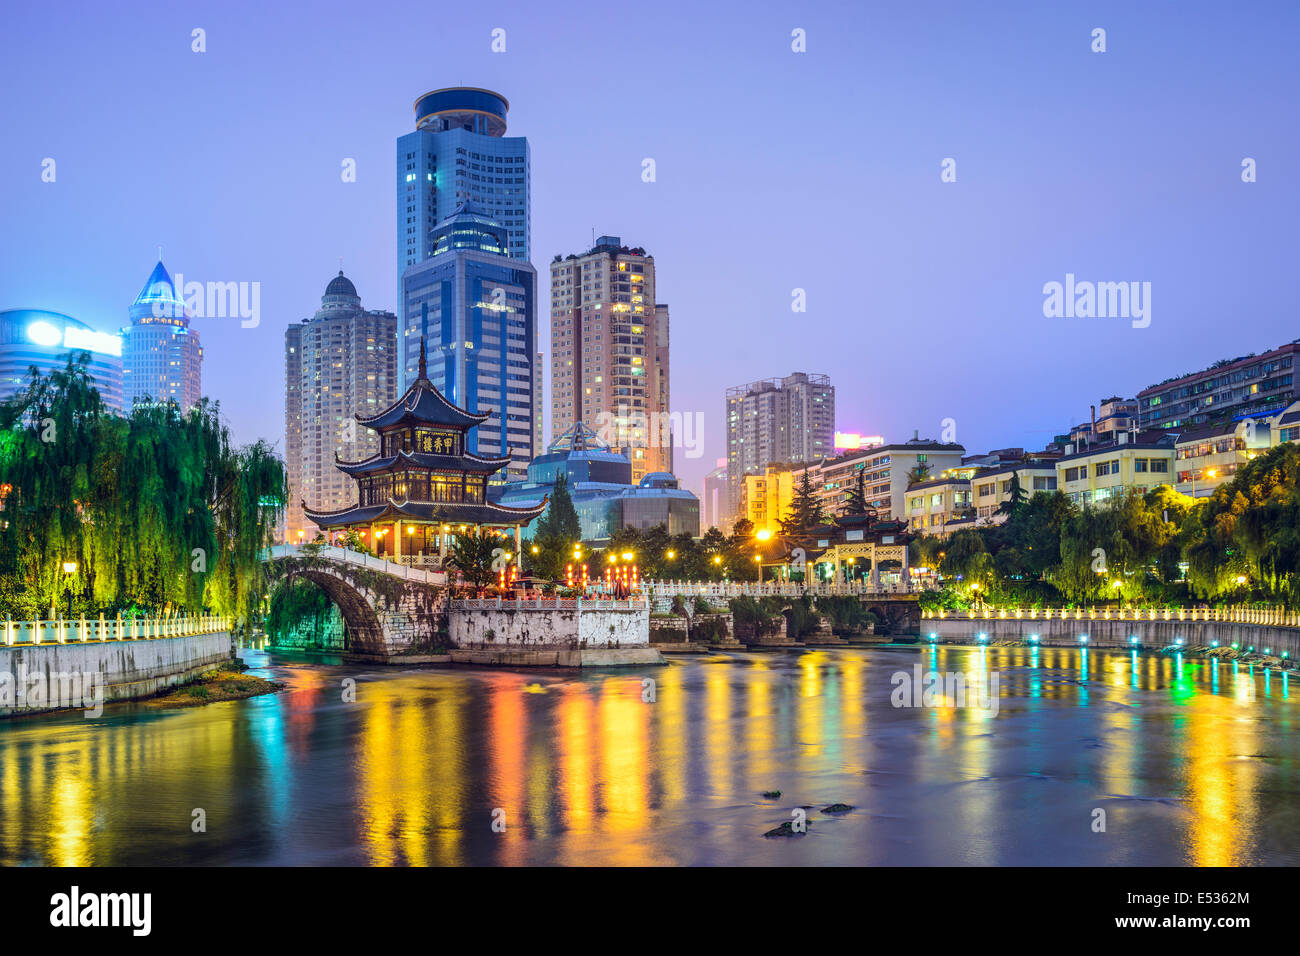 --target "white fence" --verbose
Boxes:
[928,605,1300,628]
[264,543,448,586]
[3,614,229,647]
[450,597,649,612]
[641,580,918,598]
